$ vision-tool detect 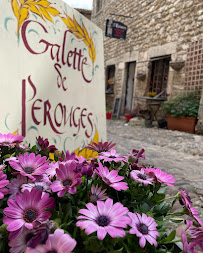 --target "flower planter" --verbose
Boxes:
[166,115,197,134]
[0,132,202,252]
[125,114,134,122]
[106,112,112,120]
